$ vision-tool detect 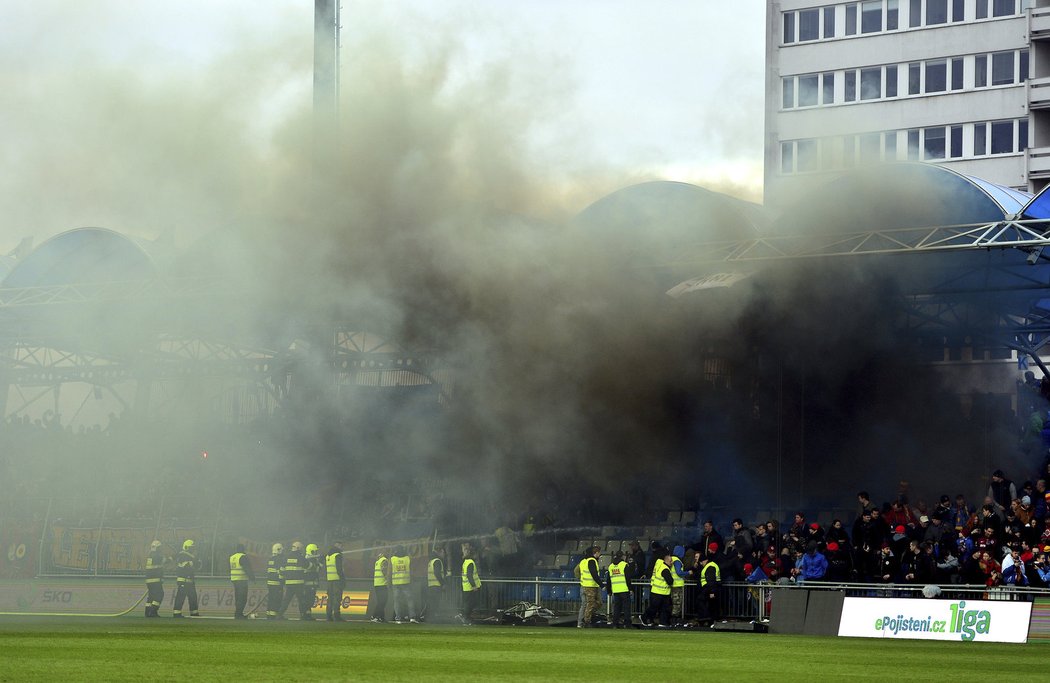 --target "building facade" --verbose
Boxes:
[764,0,1050,205]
